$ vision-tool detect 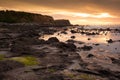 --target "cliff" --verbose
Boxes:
[54,19,71,26]
[0,10,54,25]
[0,10,71,26]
